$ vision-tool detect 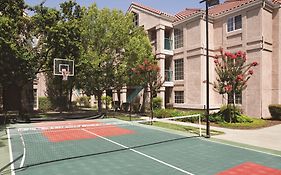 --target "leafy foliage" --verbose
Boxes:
[30,1,84,110]
[78,5,153,113]
[213,49,258,122]
[152,97,162,109]
[153,109,200,118]
[76,96,91,107]
[213,48,258,104]
[131,59,162,117]
[38,97,52,111]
